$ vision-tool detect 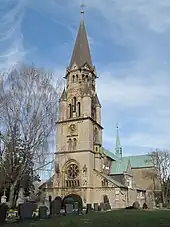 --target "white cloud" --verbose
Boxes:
[82,0,170,33]
[97,70,170,108]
